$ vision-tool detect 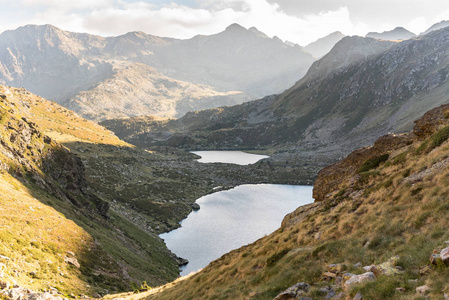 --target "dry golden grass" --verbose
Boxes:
[0,172,93,294]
